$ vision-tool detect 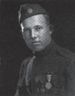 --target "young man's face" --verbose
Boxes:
[21,14,52,52]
